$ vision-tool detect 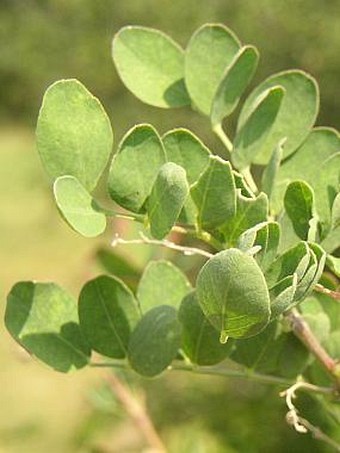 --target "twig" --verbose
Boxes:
[280,380,340,451]
[106,372,167,453]
[112,232,213,259]
[314,284,340,301]
[285,309,340,390]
